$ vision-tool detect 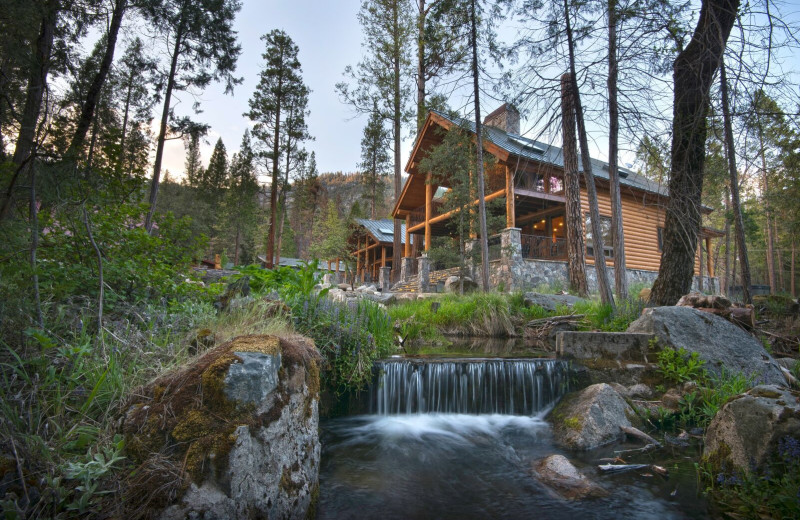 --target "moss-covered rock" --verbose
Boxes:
[121,334,322,519]
[704,384,800,472]
[550,383,635,450]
